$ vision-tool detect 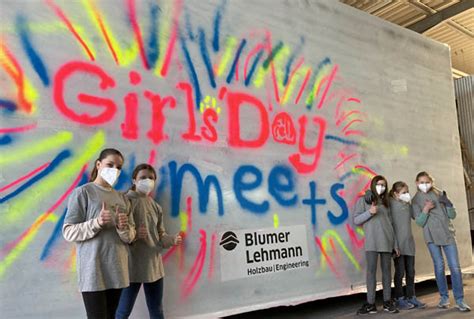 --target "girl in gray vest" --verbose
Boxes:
[354,175,399,315]
[63,148,135,319]
[412,171,471,312]
[116,164,182,319]
[389,181,426,310]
